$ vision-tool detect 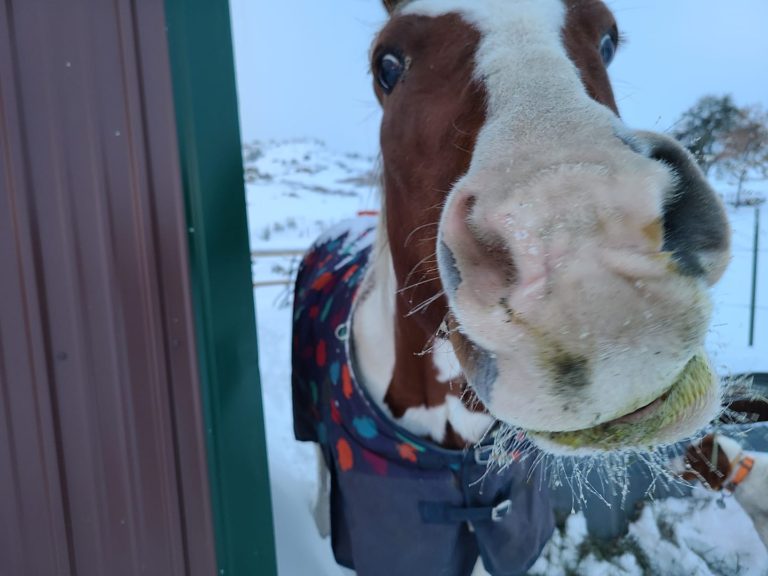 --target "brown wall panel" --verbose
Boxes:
[0,2,218,575]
